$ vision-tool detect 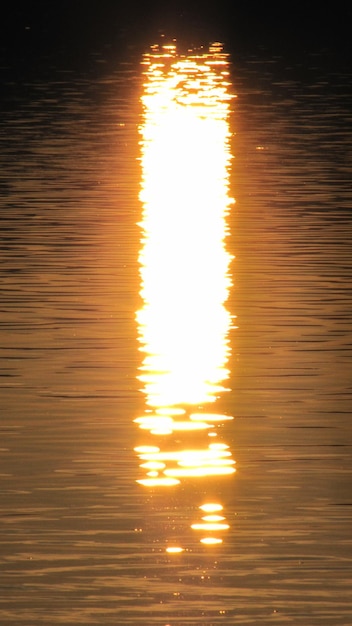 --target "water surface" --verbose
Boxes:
[0,35,351,625]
